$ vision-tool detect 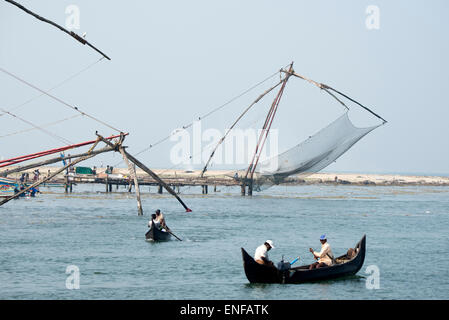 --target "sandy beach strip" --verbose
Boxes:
[3,166,449,186]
